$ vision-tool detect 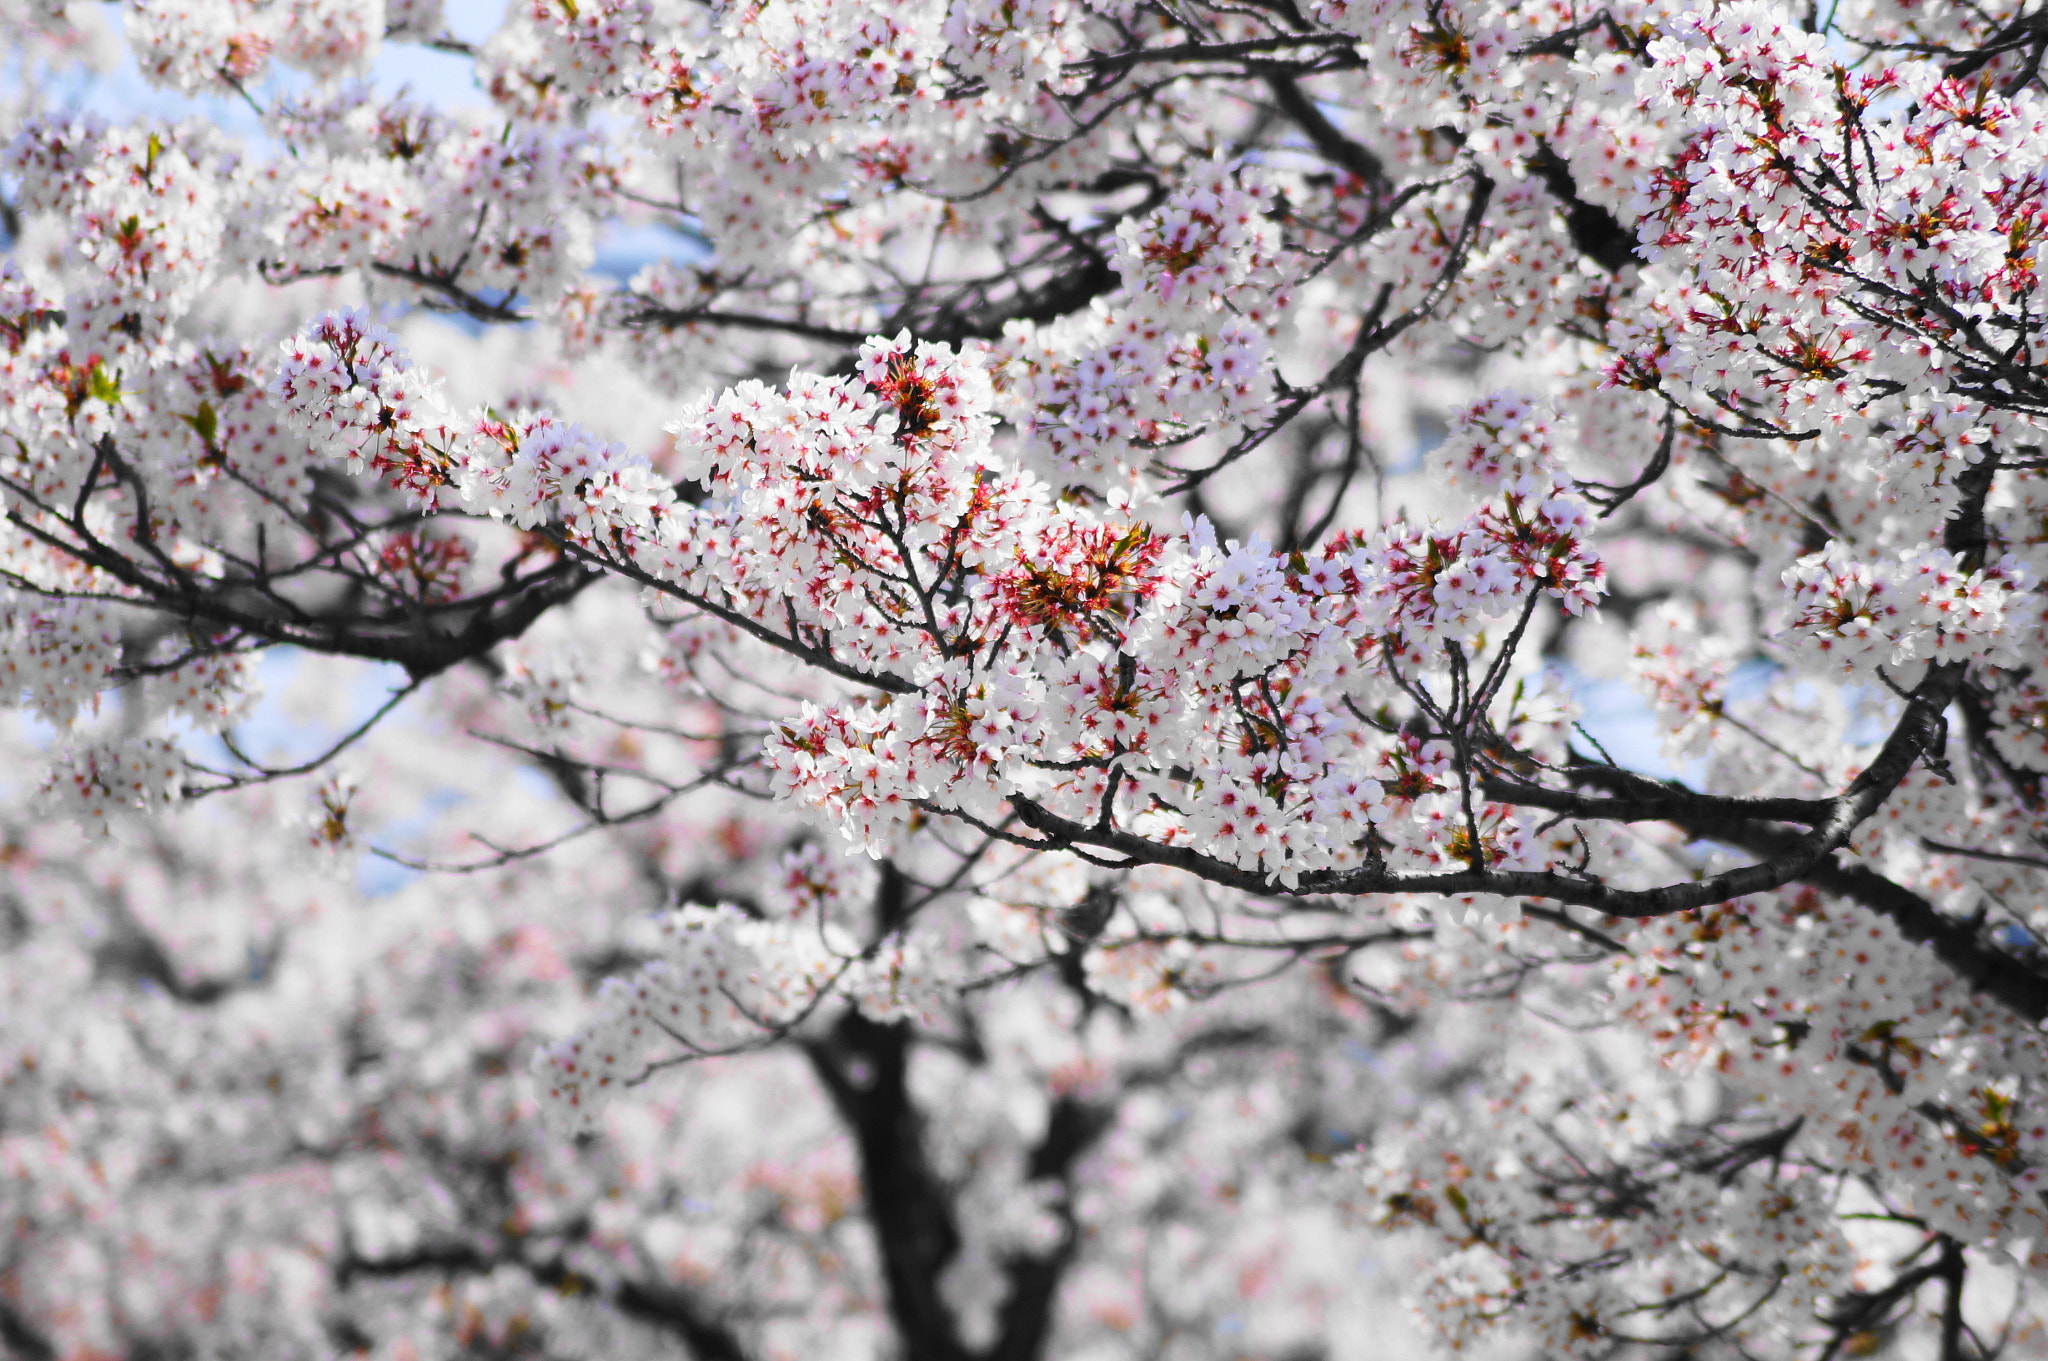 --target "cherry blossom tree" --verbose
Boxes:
[8,0,2048,1355]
